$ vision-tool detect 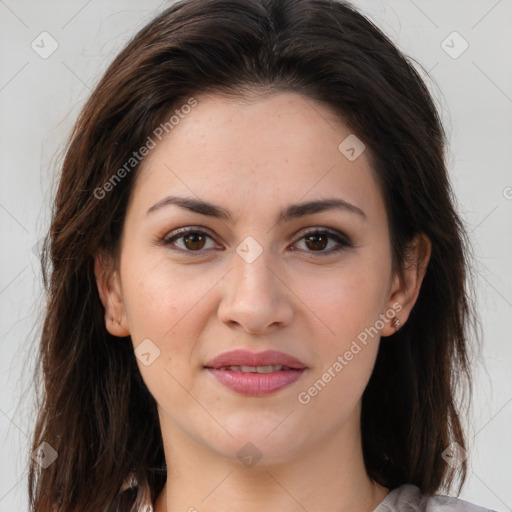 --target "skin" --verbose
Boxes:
[95,91,431,512]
